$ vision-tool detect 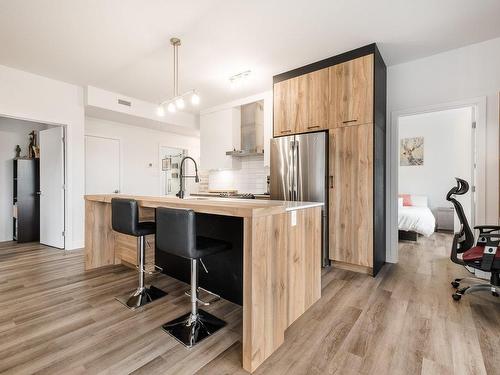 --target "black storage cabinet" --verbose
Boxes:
[13,158,40,243]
